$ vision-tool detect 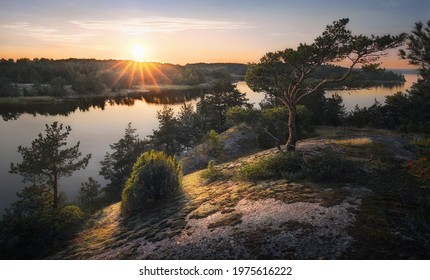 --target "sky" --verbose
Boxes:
[0,0,429,68]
